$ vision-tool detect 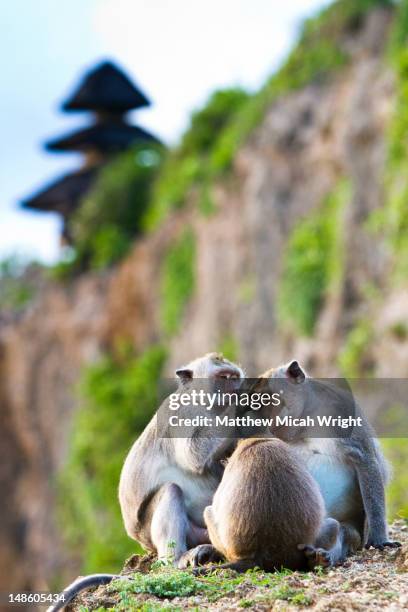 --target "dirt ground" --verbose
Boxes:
[70,521,408,611]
